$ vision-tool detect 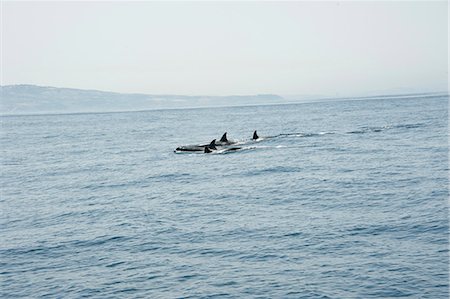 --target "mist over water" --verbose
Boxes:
[1,96,448,298]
